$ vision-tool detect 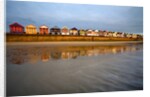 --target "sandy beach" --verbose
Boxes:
[6,41,143,46]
